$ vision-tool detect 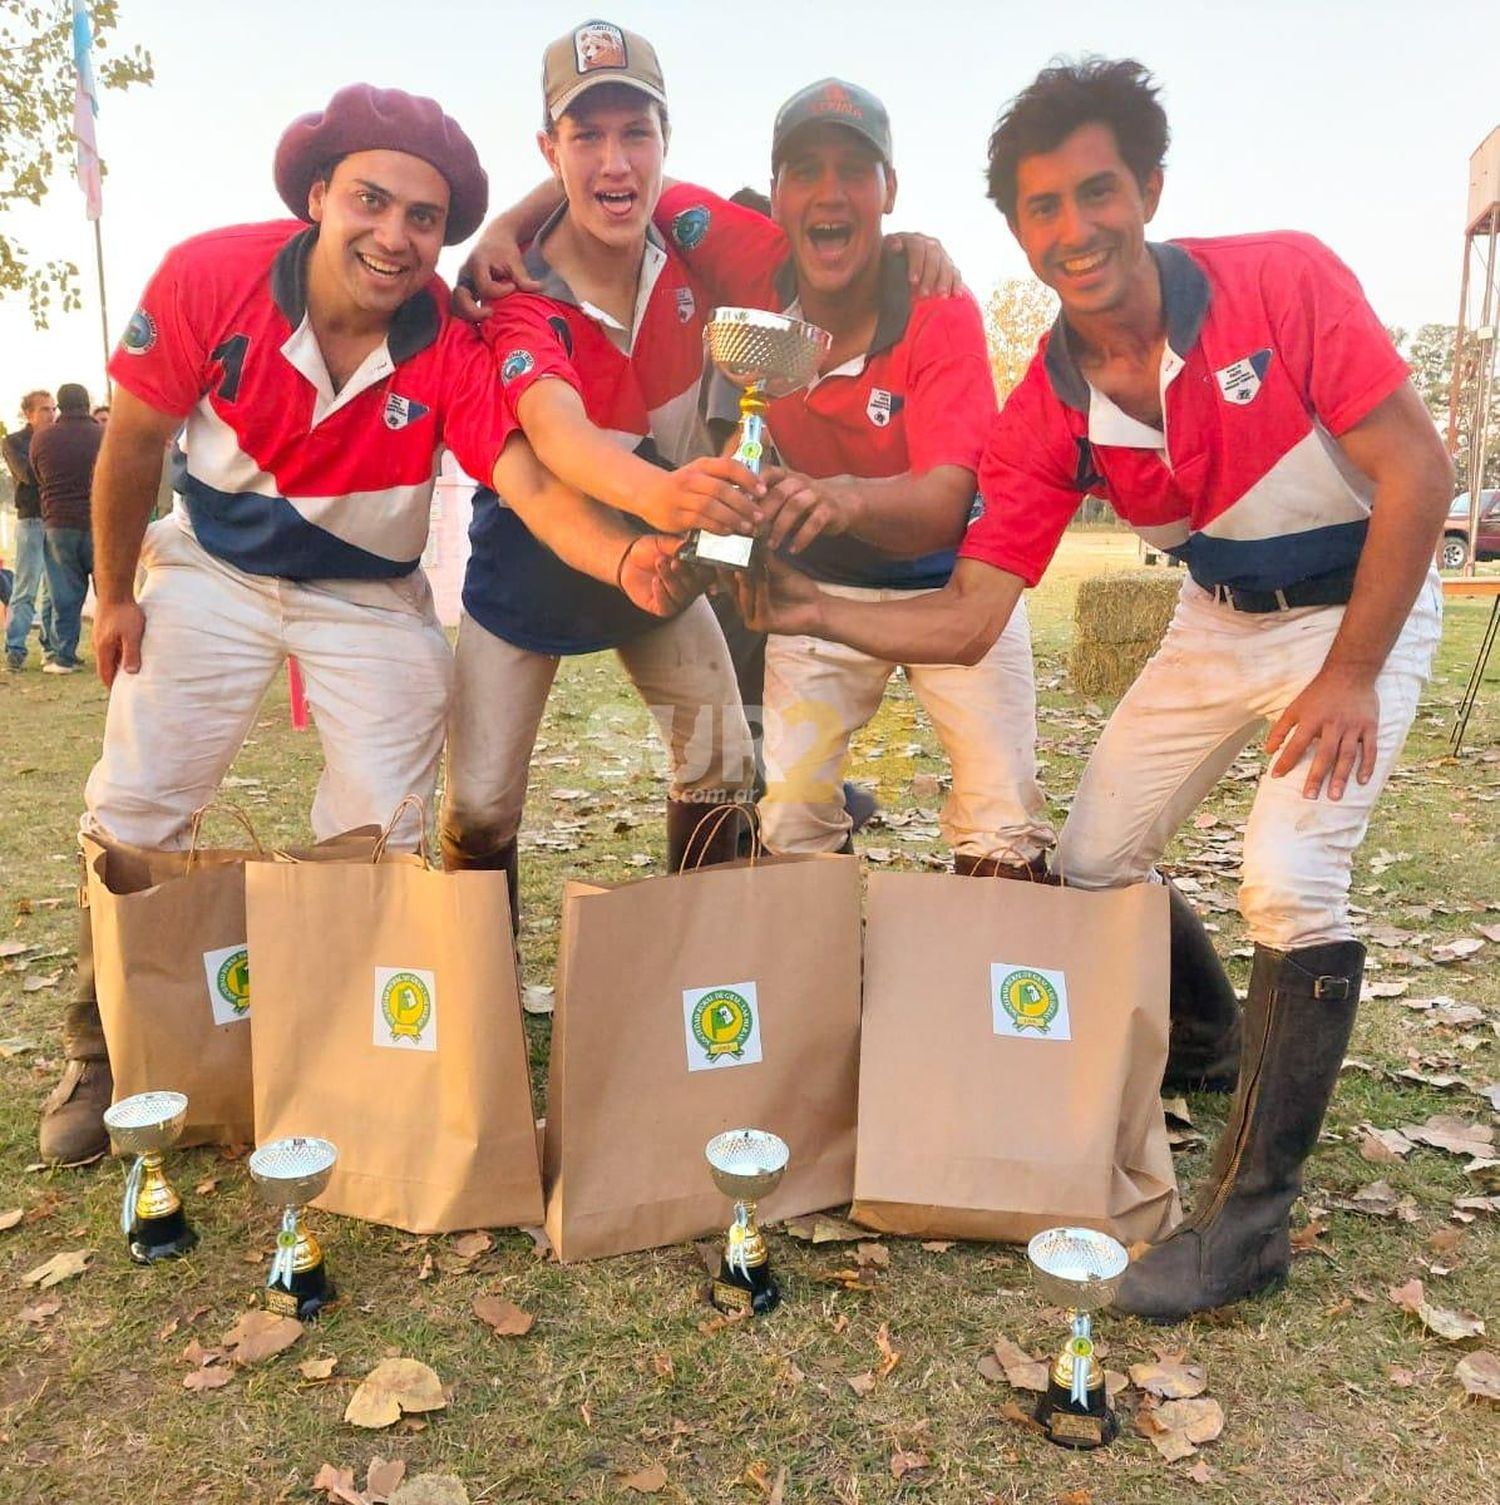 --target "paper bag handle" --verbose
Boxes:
[678,801,761,872]
[186,801,266,871]
[371,794,432,867]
